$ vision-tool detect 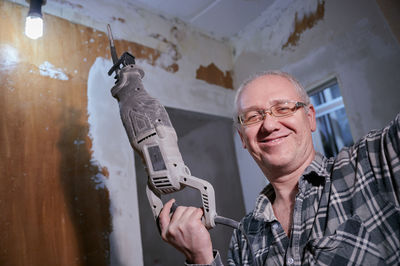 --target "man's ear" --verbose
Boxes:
[307,104,317,132]
[237,128,247,149]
